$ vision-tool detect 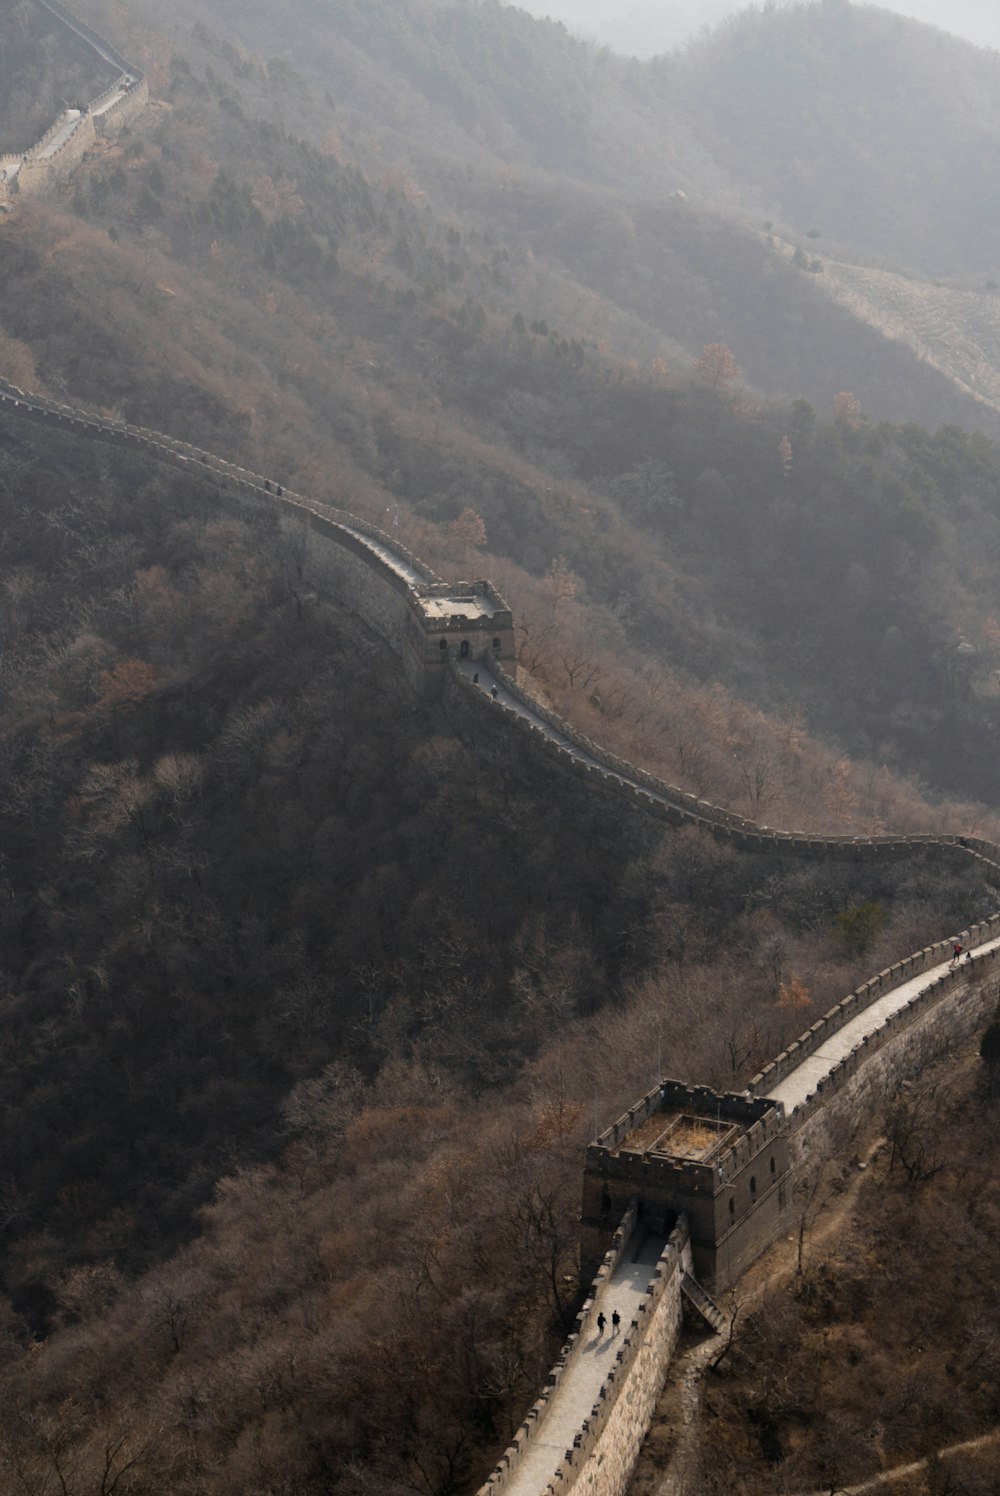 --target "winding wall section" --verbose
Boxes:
[0,0,147,202]
[3,380,1000,1496]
